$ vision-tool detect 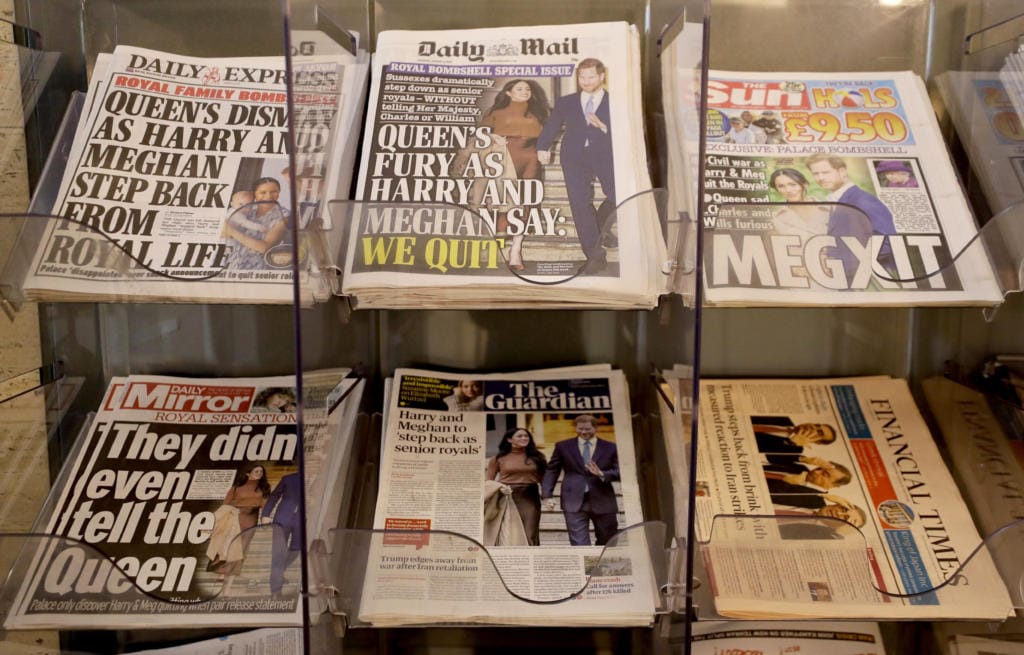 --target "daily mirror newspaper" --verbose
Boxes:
[358,366,656,626]
[342,22,667,309]
[699,70,1002,306]
[4,370,351,629]
[21,45,360,304]
[695,376,1013,620]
